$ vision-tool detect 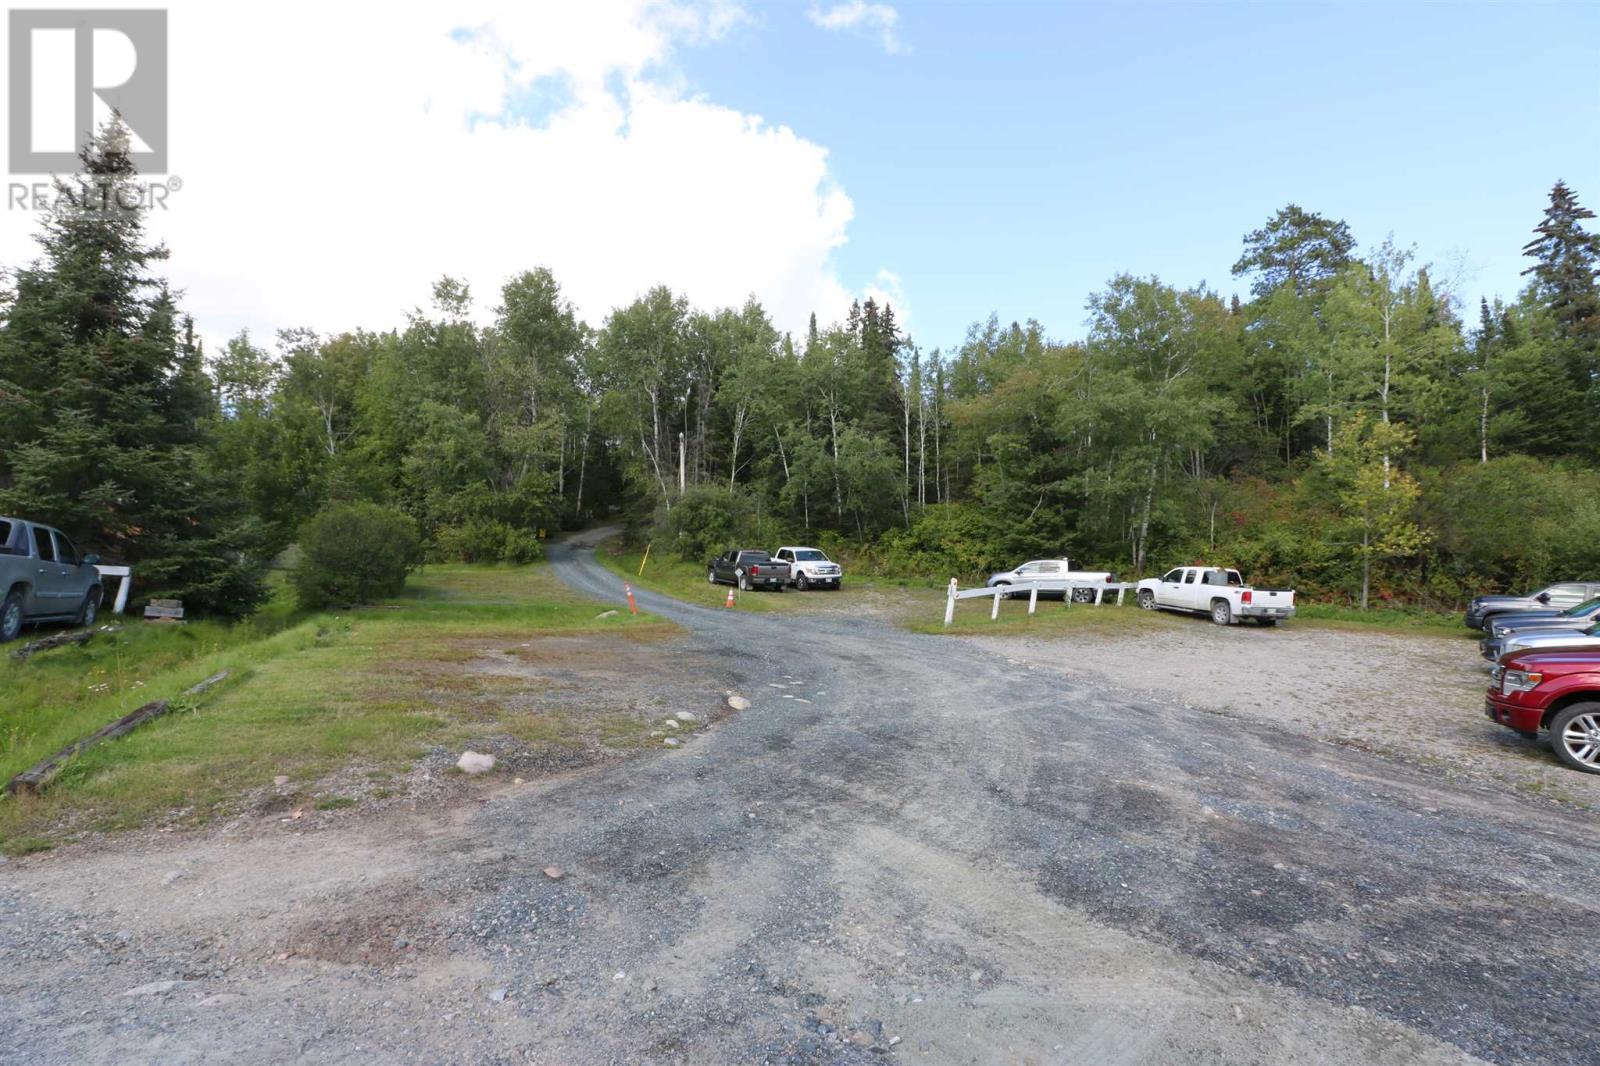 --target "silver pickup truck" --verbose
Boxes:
[0,516,104,642]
